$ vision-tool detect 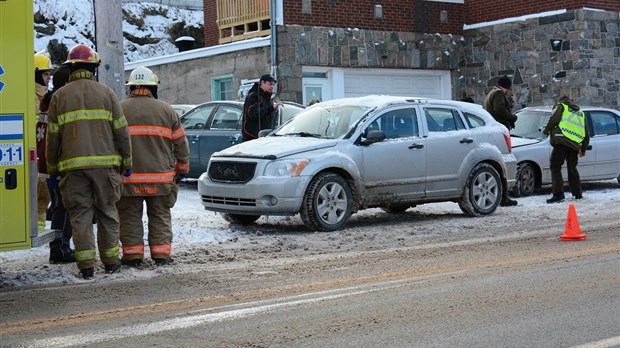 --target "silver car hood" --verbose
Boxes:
[212,136,338,159]
[511,137,542,148]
